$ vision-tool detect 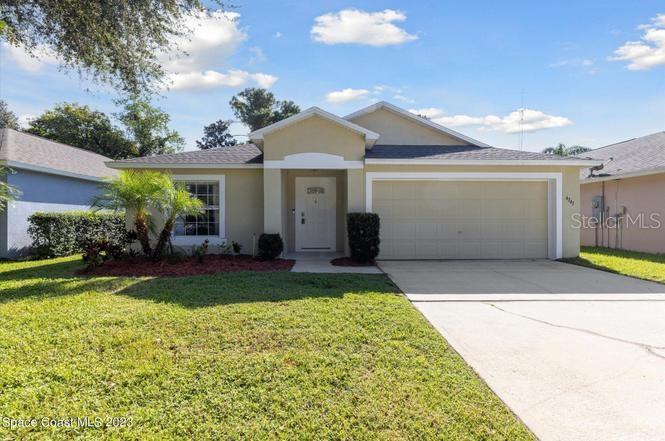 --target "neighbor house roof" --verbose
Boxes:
[579,131,665,182]
[0,128,117,181]
[365,145,602,166]
[108,144,263,169]
[344,101,490,148]
[249,107,380,147]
